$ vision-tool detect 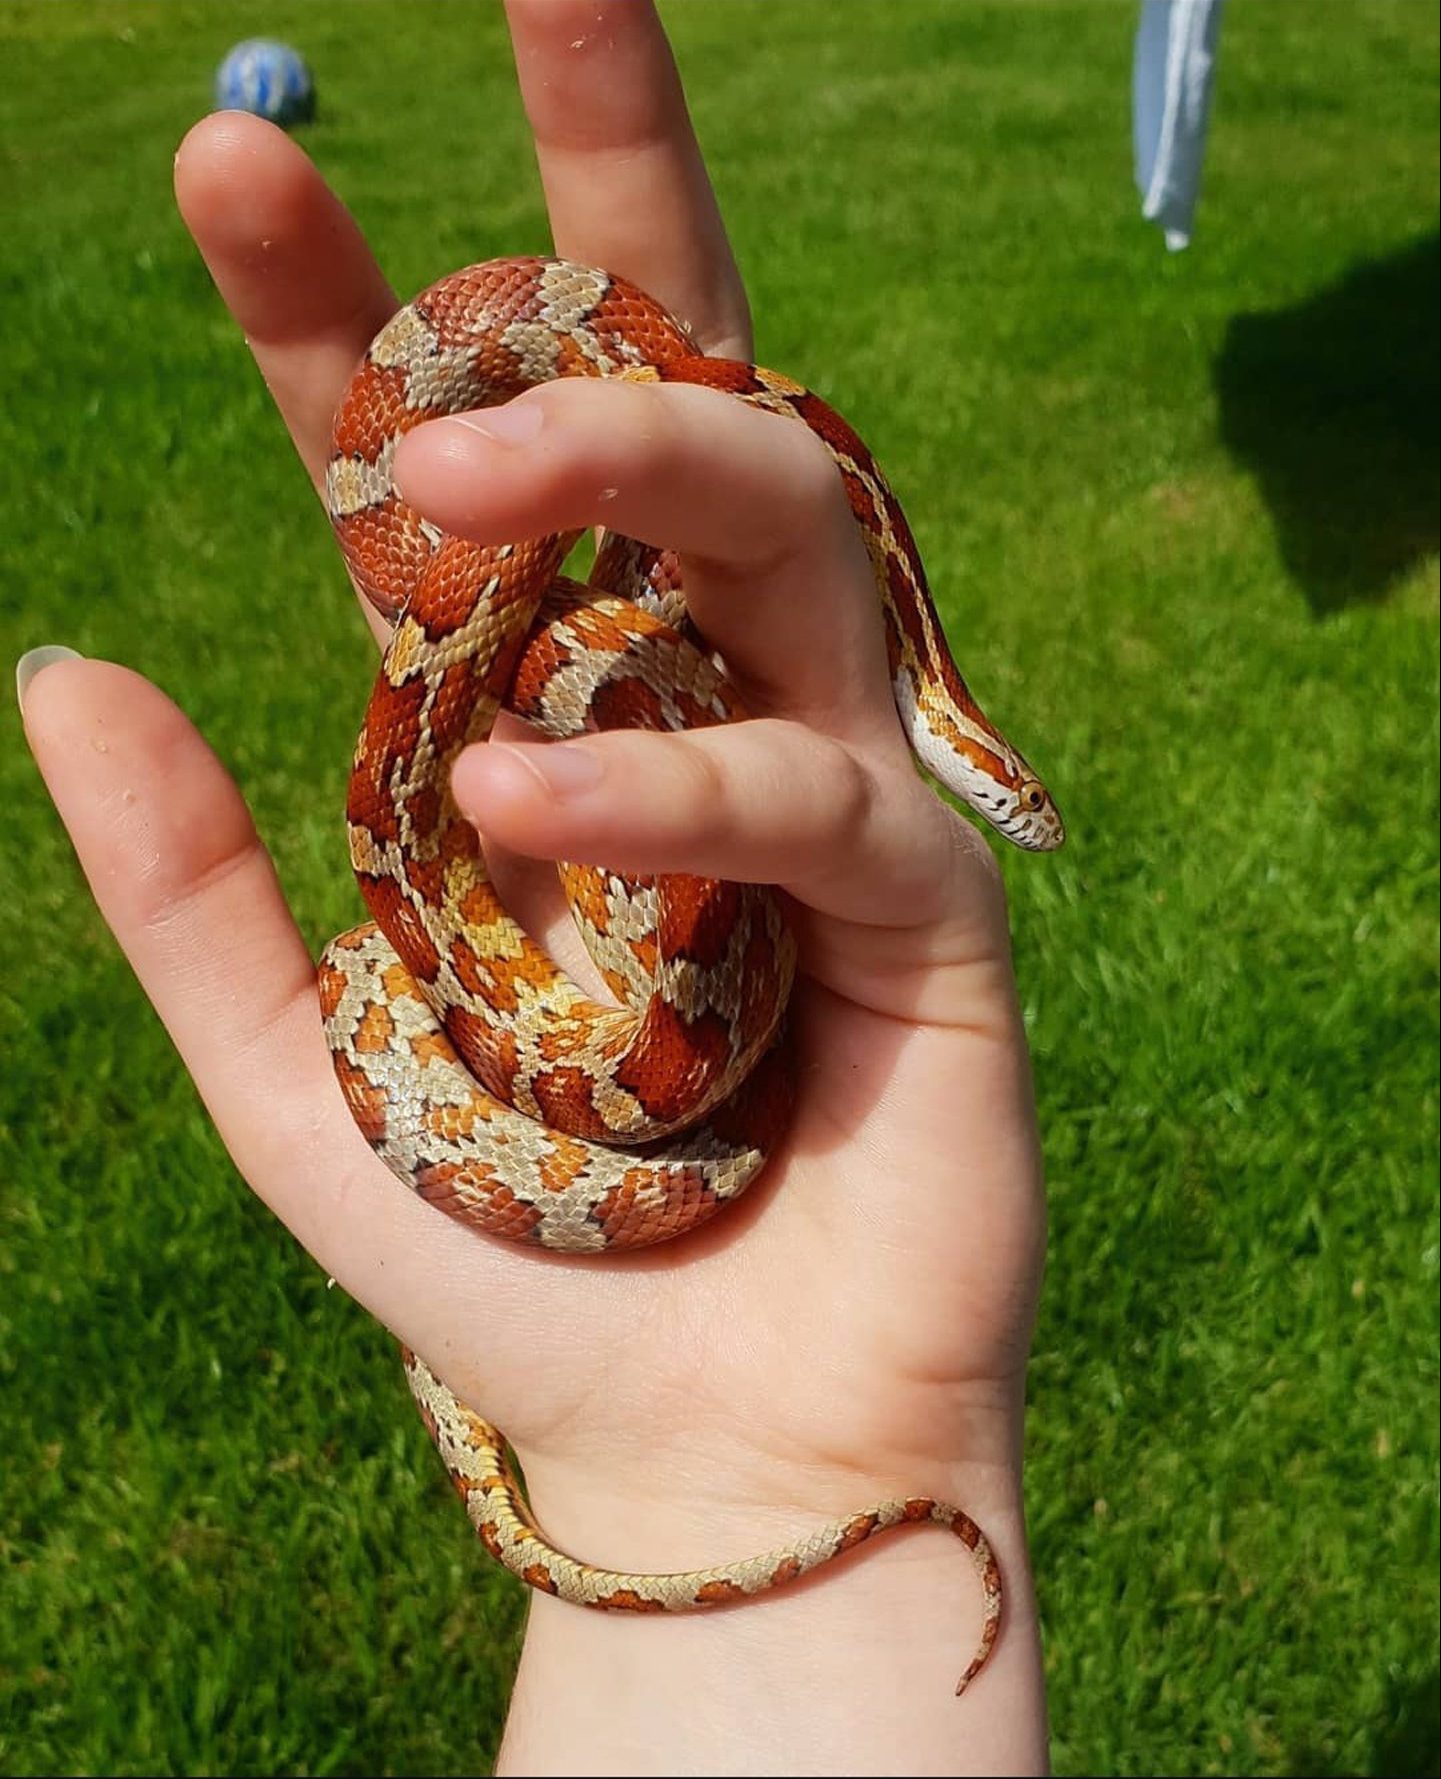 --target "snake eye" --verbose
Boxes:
[1019,781,1047,813]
